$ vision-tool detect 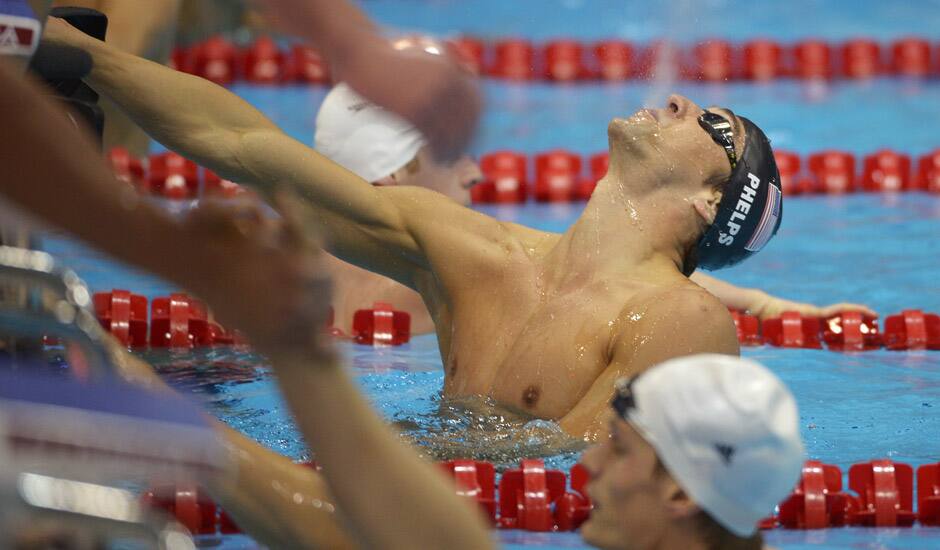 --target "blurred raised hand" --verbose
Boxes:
[178,192,333,361]
[257,0,481,162]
